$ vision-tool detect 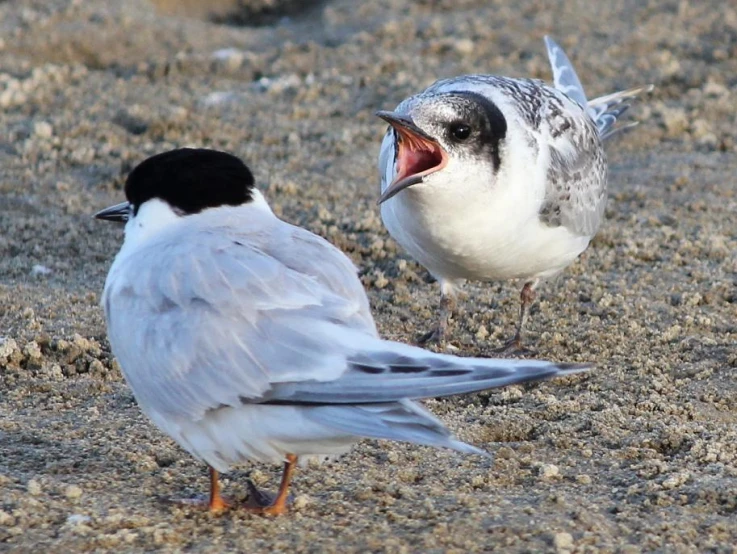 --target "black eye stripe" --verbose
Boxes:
[442,91,507,170]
